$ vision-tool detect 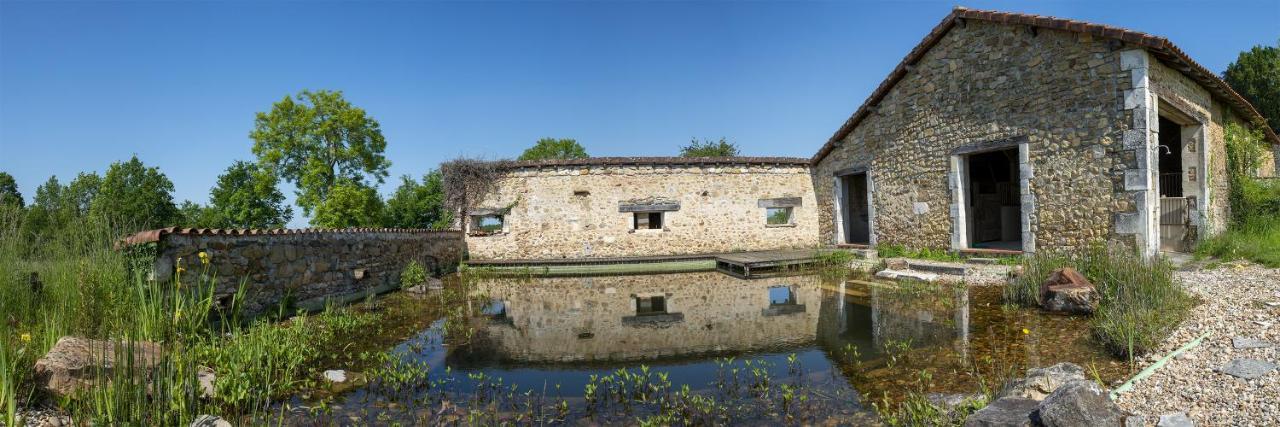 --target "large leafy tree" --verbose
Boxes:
[384,171,451,229]
[518,138,588,161]
[62,172,102,218]
[178,200,221,228]
[250,90,391,219]
[1224,41,1280,132]
[310,181,384,228]
[679,137,740,157]
[90,156,180,230]
[205,160,292,228]
[0,172,23,208]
